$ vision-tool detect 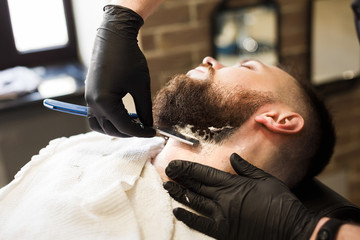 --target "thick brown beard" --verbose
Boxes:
[153,74,275,143]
